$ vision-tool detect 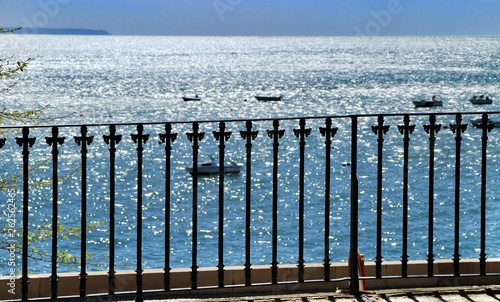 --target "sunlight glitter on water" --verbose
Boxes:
[1,35,500,273]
